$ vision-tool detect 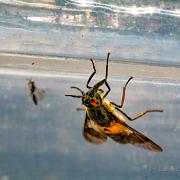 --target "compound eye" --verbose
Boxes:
[89,91,94,97]
[90,99,98,107]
